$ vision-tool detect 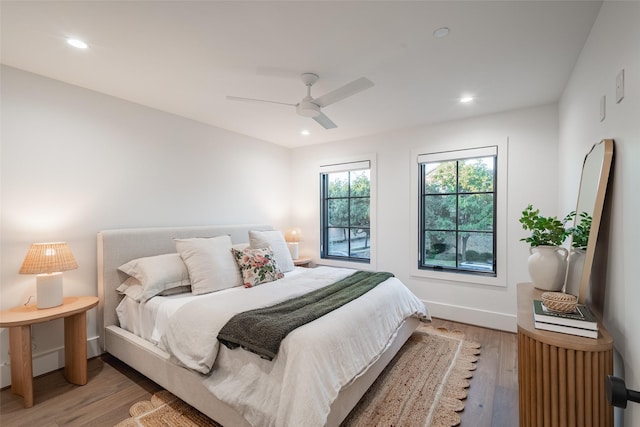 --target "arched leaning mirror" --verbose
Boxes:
[564,139,614,304]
